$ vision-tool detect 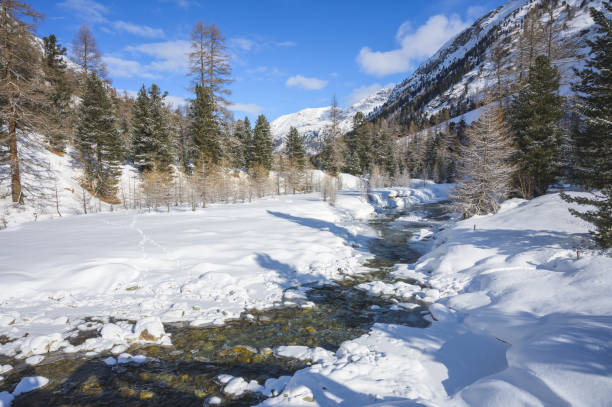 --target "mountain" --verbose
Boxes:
[271,0,601,155]
[371,0,600,124]
[270,86,393,154]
